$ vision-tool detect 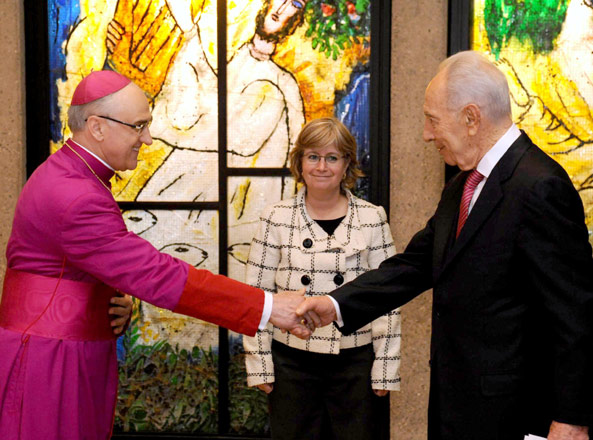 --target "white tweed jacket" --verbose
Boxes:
[244,187,401,390]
